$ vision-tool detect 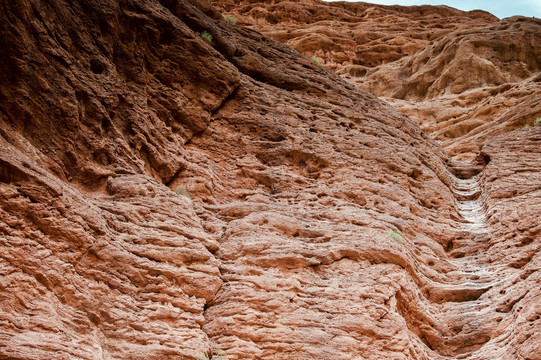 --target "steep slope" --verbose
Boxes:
[351,16,541,160]
[213,0,498,70]
[0,1,540,360]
